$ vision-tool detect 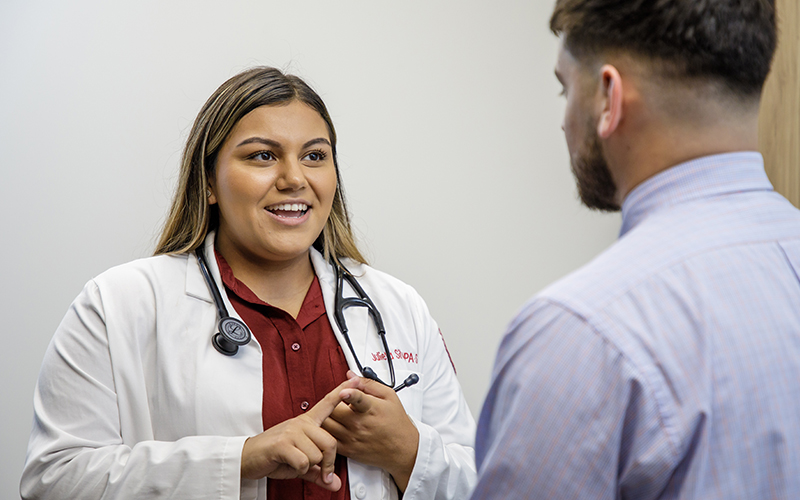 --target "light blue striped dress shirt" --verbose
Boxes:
[472,152,800,499]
